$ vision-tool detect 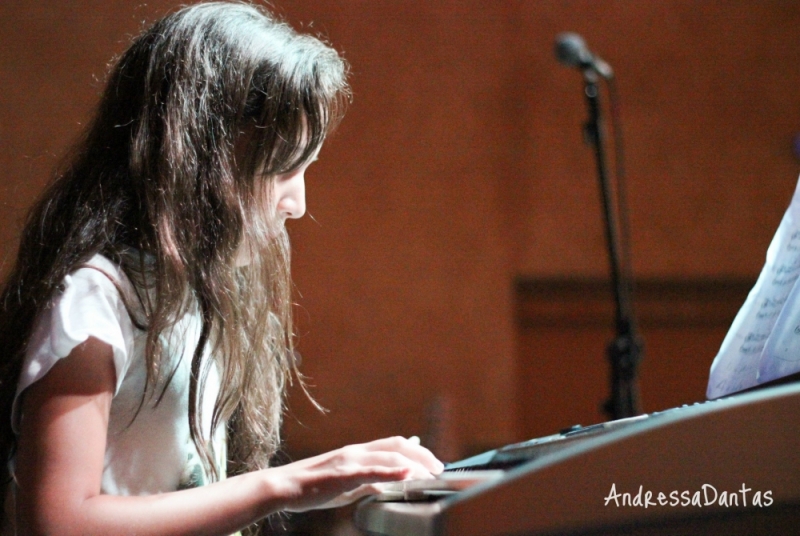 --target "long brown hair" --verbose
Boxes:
[0,0,349,502]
